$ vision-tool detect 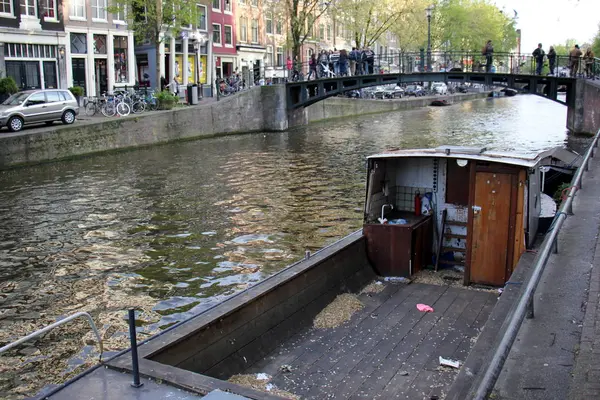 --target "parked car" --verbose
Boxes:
[344,90,361,98]
[0,89,80,132]
[405,85,425,97]
[431,82,448,95]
